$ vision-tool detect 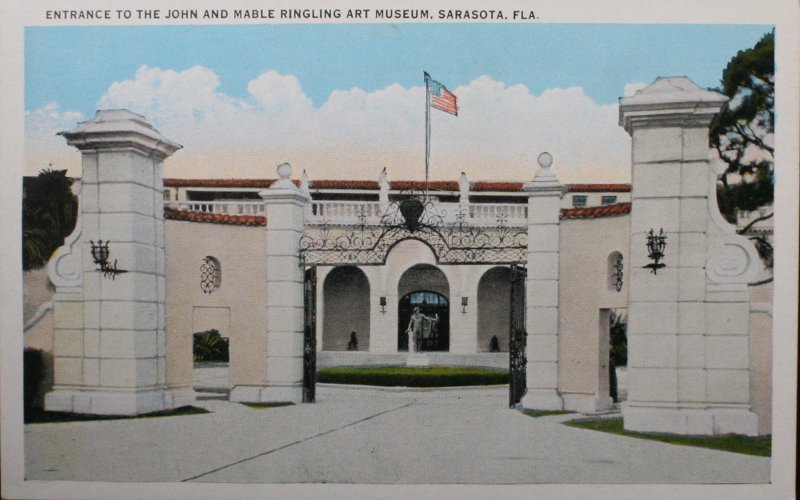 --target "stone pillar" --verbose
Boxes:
[620,77,760,435]
[45,110,183,415]
[521,153,565,410]
[230,163,310,403]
